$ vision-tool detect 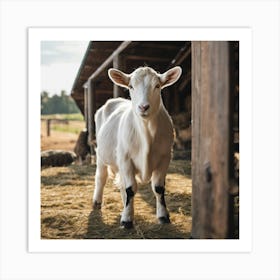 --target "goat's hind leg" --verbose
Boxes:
[93,159,108,209]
